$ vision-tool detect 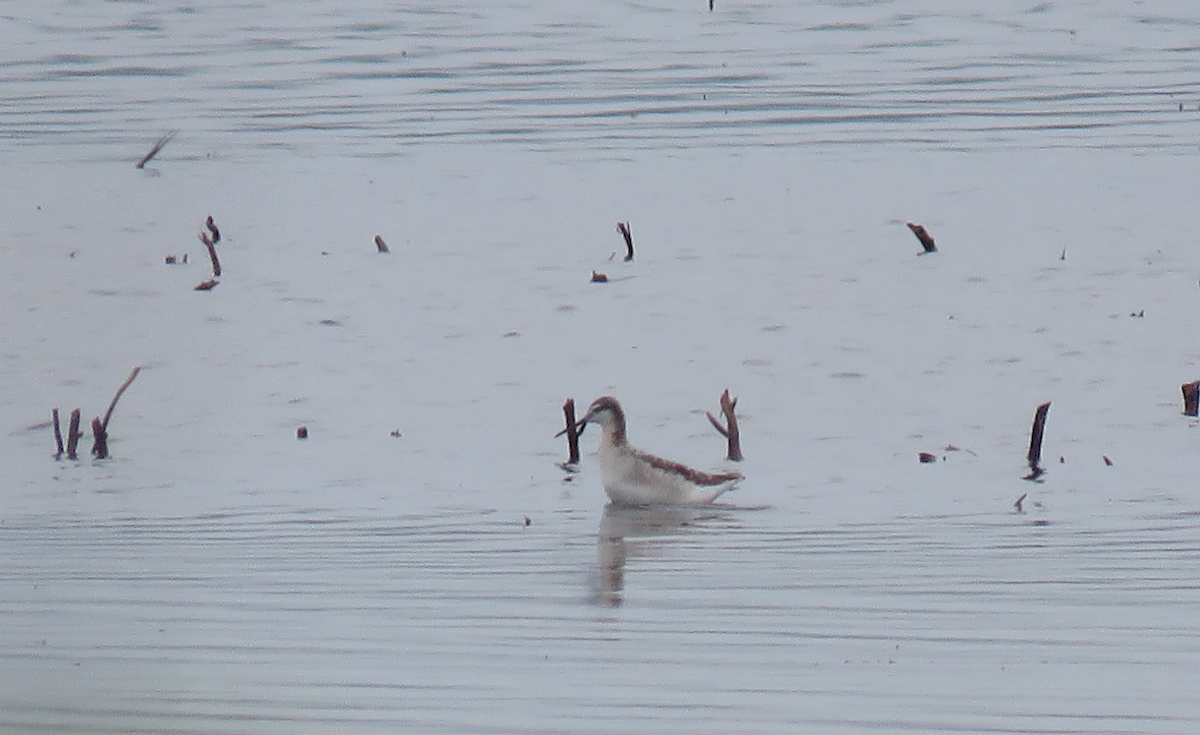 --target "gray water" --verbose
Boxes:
[4,2,1200,733]
[7,506,1200,734]
[3,1,1199,160]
